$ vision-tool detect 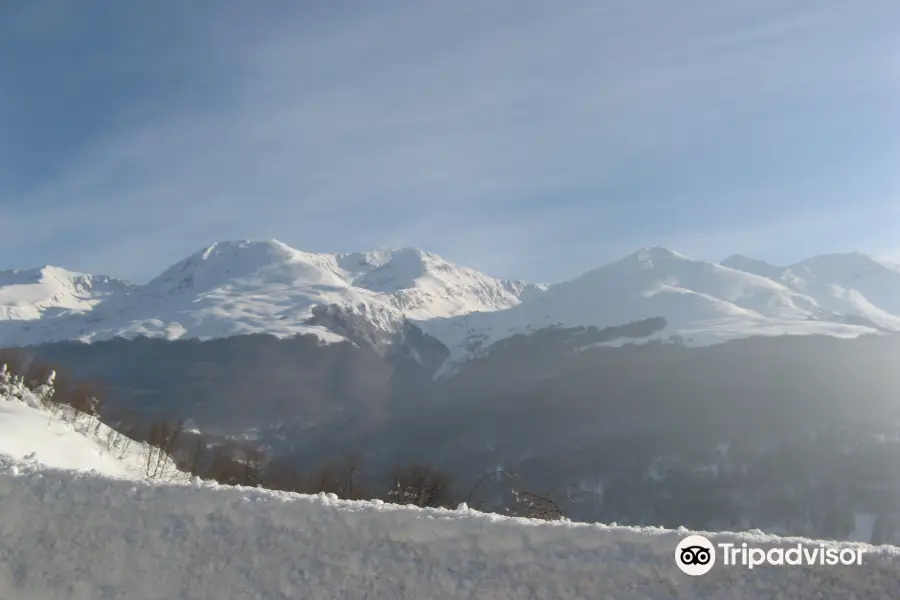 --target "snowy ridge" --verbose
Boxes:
[0,266,135,321]
[3,241,900,366]
[421,247,885,368]
[0,240,540,347]
[1,458,898,600]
